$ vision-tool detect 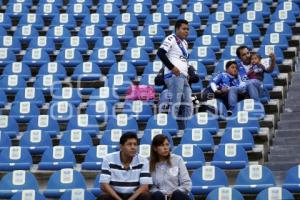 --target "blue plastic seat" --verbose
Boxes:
[140,24,166,42]
[59,189,95,200]
[212,143,248,169]
[207,11,233,28]
[234,165,276,193]
[38,62,66,80]
[140,129,174,148]
[186,26,197,42]
[122,100,153,121]
[246,2,270,17]
[108,61,136,79]
[248,0,273,4]
[94,36,121,53]
[157,3,180,19]
[227,34,254,49]
[44,168,87,198]
[56,48,83,67]
[108,25,134,43]
[190,46,216,65]
[0,13,12,29]
[82,14,107,29]
[122,47,149,66]
[275,1,300,16]
[106,113,138,132]
[0,131,11,151]
[90,174,101,196]
[216,1,240,17]
[202,98,228,119]
[239,11,264,27]
[177,12,201,29]
[140,73,163,92]
[127,36,154,53]
[203,23,229,41]
[218,0,243,6]
[86,100,115,122]
[0,170,39,198]
[256,187,294,200]
[0,147,32,170]
[96,3,120,20]
[61,36,88,53]
[206,187,244,200]
[72,62,102,81]
[157,0,182,7]
[6,3,29,18]
[0,48,15,67]
[172,144,205,170]
[66,4,90,19]
[28,36,55,53]
[105,74,132,95]
[188,0,213,7]
[186,112,219,135]
[78,25,102,42]
[232,99,265,120]
[48,101,77,122]
[98,0,122,7]
[59,129,93,153]
[227,111,260,134]
[0,75,26,95]
[220,128,254,150]
[186,2,210,19]
[266,21,292,39]
[14,87,45,107]
[261,32,289,50]
[13,25,39,43]
[143,60,163,74]
[11,190,46,200]
[26,115,60,137]
[38,146,76,170]
[145,113,178,136]
[20,129,52,154]
[127,0,152,7]
[36,3,60,19]
[66,114,99,137]
[0,89,6,107]
[19,13,44,29]
[3,62,31,80]
[0,115,19,138]
[46,26,71,43]
[191,166,228,195]
[113,13,139,29]
[22,48,50,67]
[180,128,214,151]
[127,3,150,19]
[257,45,284,64]
[51,14,76,29]
[89,87,119,104]
[52,87,82,106]
[7,0,32,6]
[193,35,220,52]
[34,75,62,94]
[9,101,39,123]
[283,165,300,192]
[0,36,21,53]
[39,0,63,7]
[234,22,261,40]
[100,129,128,148]
[82,145,115,170]
[67,0,92,6]
[89,48,116,67]
[188,59,207,79]
[220,45,240,60]
[144,12,170,29]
